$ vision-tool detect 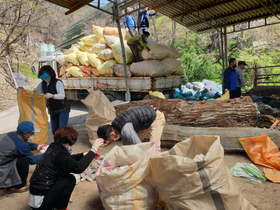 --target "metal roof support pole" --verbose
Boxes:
[220,27,225,89]
[114,0,131,102]
[224,26,228,67]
